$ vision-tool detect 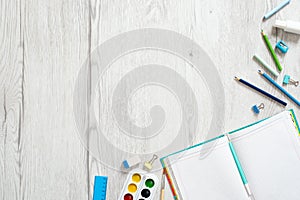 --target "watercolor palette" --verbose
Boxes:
[118,169,158,200]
